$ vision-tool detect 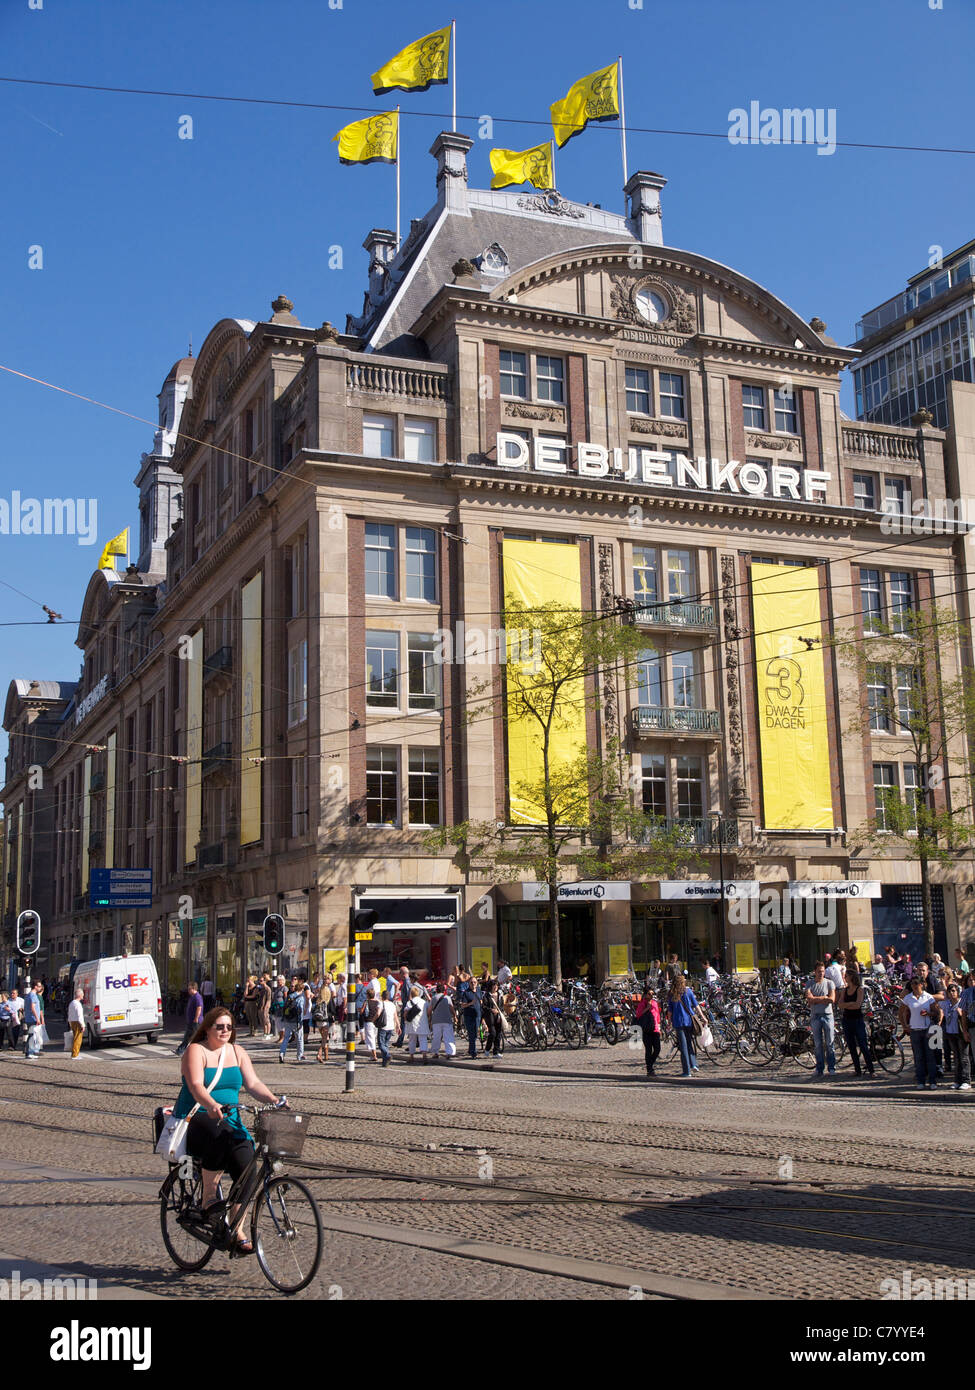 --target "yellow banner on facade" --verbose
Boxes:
[751,563,834,830]
[240,573,263,844]
[185,632,202,864]
[81,755,91,892]
[105,731,116,870]
[501,539,586,825]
